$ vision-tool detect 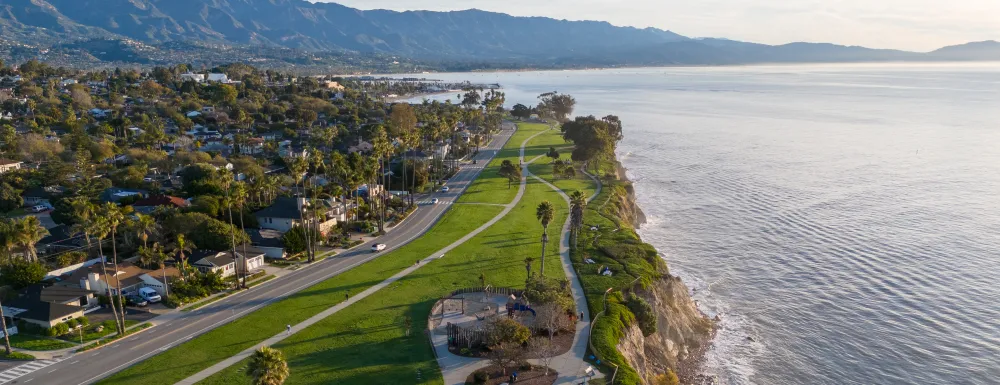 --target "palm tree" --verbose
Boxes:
[101,203,128,333]
[139,243,170,297]
[88,216,124,336]
[536,201,555,275]
[0,220,18,264]
[569,191,588,250]
[133,213,158,250]
[0,297,10,354]
[246,346,289,385]
[14,216,48,262]
[232,181,250,288]
[169,234,195,281]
